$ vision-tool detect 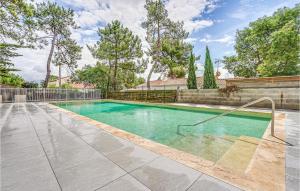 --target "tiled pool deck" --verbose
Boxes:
[1,102,299,191]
